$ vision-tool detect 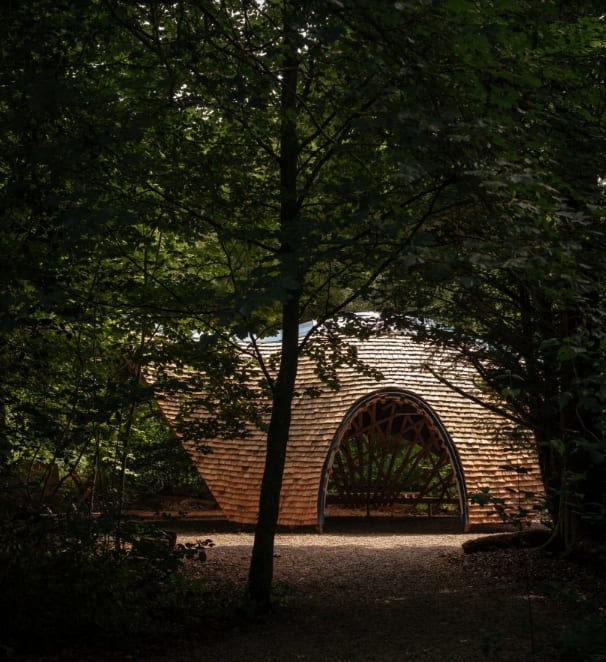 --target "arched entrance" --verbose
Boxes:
[317,389,468,529]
